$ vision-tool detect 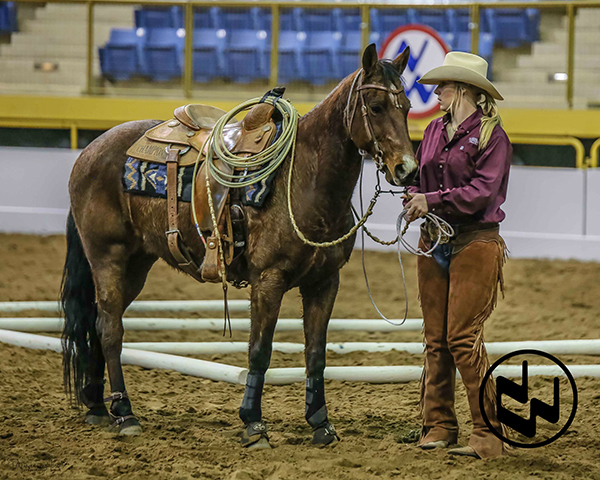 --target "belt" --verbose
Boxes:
[451,222,499,236]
